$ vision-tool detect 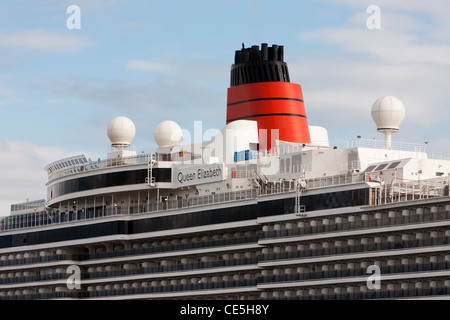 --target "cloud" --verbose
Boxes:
[294,1,450,148]
[37,53,229,123]
[0,138,74,217]
[291,57,449,126]
[299,26,450,66]
[321,0,450,39]
[0,29,94,52]
[125,60,171,73]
